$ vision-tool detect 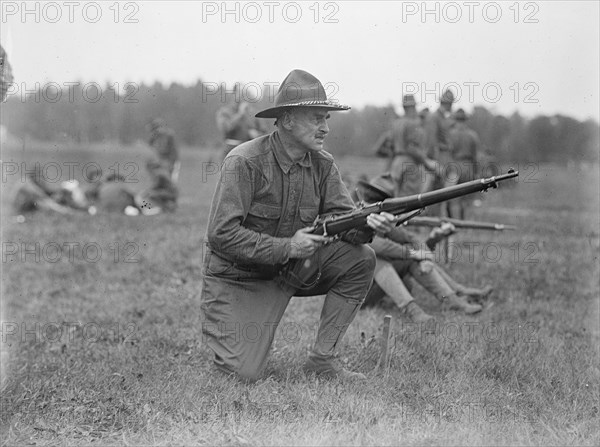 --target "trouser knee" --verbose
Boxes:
[416,260,435,274]
[344,243,376,282]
